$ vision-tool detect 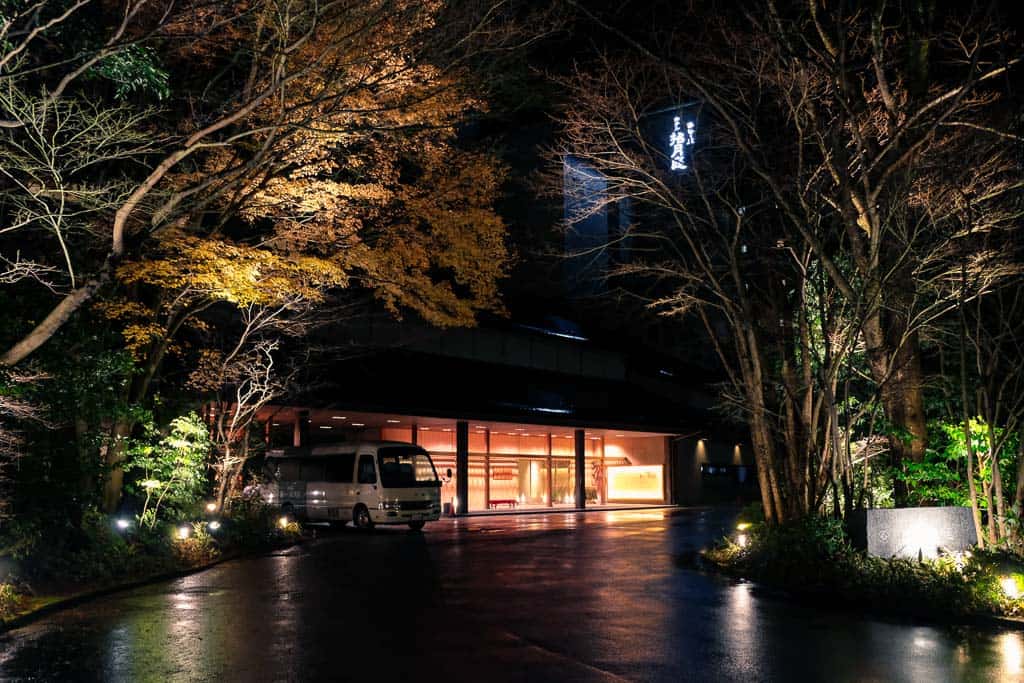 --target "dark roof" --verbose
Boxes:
[287,348,711,435]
